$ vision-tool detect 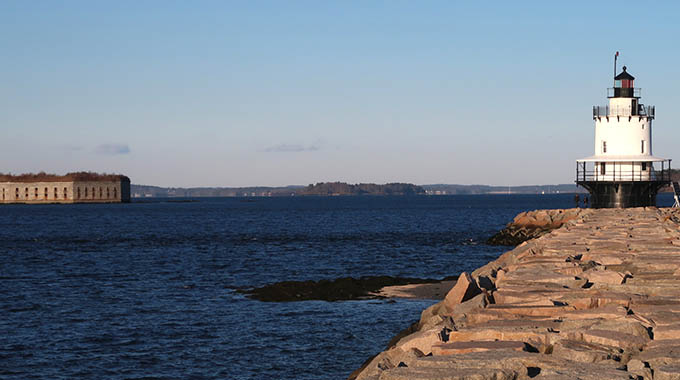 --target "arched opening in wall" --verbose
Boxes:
[54,187,58,199]
[114,188,117,199]
[84,187,88,198]
[92,187,95,199]
[25,188,28,198]
[2,188,5,201]
[44,187,48,199]
[107,188,110,198]
[34,187,38,199]
[64,187,68,199]
[77,187,81,199]
[16,188,19,199]
[99,188,103,198]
